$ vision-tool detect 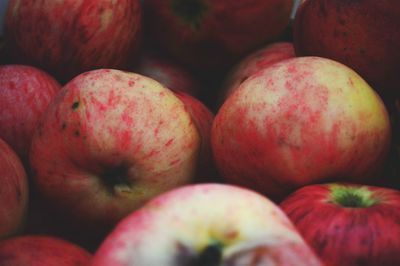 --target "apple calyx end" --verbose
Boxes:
[194,242,223,266]
[328,184,380,208]
[100,165,132,195]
